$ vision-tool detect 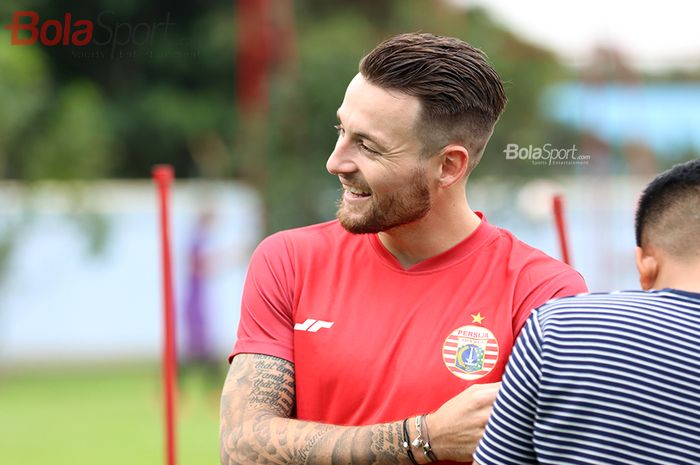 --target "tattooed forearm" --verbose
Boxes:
[248,355,295,416]
[296,422,335,463]
[326,423,404,465]
[219,354,414,465]
[370,422,404,464]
